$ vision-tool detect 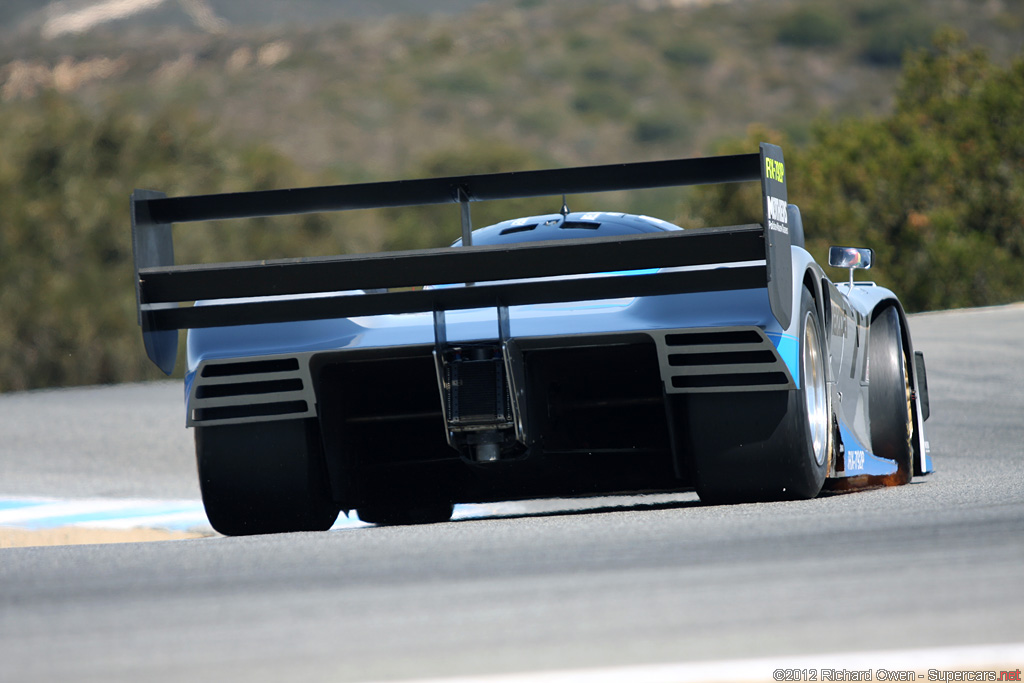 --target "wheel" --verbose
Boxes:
[689,287,831,503]
[869,306,914,485]
[356,501,454,526]
[195,419,340,536]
